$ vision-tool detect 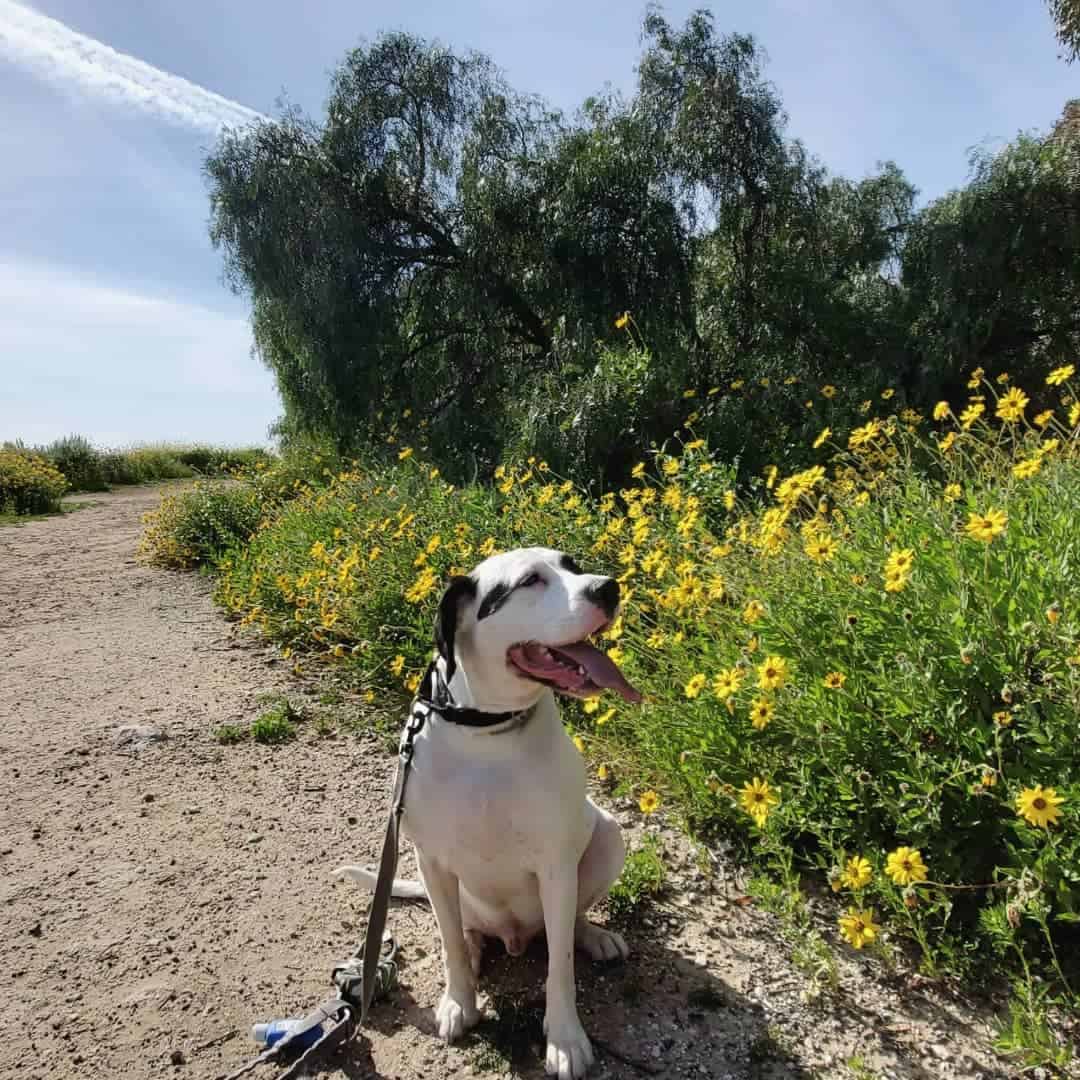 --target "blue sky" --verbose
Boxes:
[1,0,1075,448]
